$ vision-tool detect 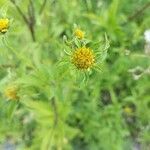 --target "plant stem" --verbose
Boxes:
[128,2,150,21]
[39,0,47,14]
[51,97,58,127]
[10,0,36,42]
